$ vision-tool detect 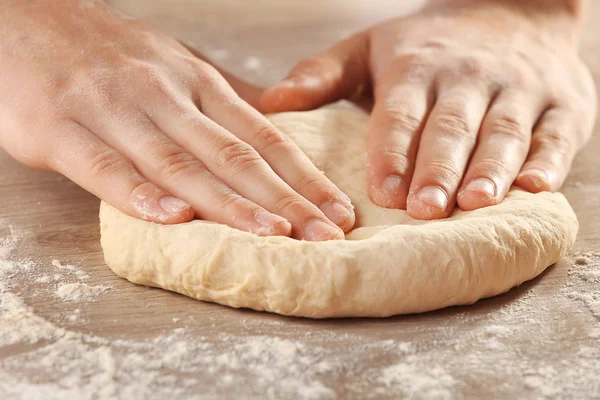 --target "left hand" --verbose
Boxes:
[261,0,597,219]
